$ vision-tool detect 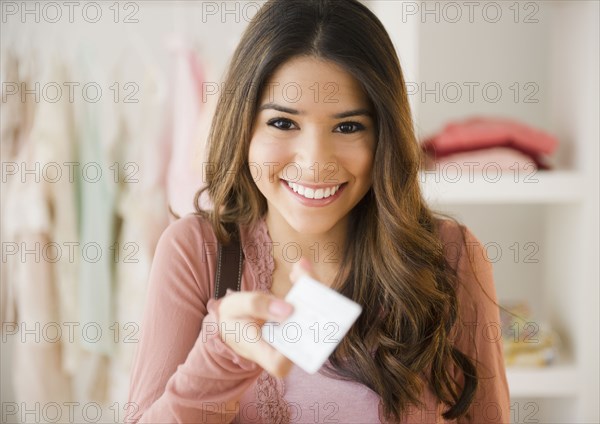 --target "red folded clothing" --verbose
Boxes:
[423,146,538,172]
[421,116,559,170]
